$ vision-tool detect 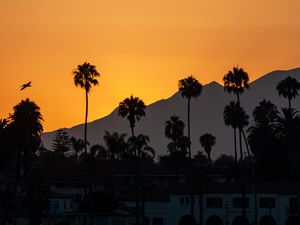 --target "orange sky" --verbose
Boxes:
[1,0,300,132]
